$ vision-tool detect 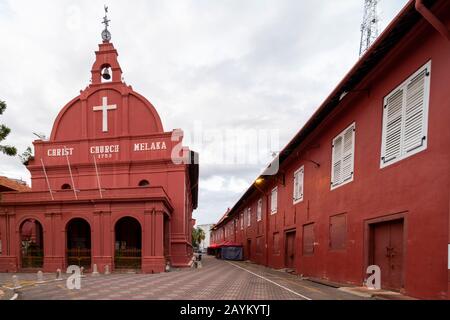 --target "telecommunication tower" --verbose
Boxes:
[359,0,380,56]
